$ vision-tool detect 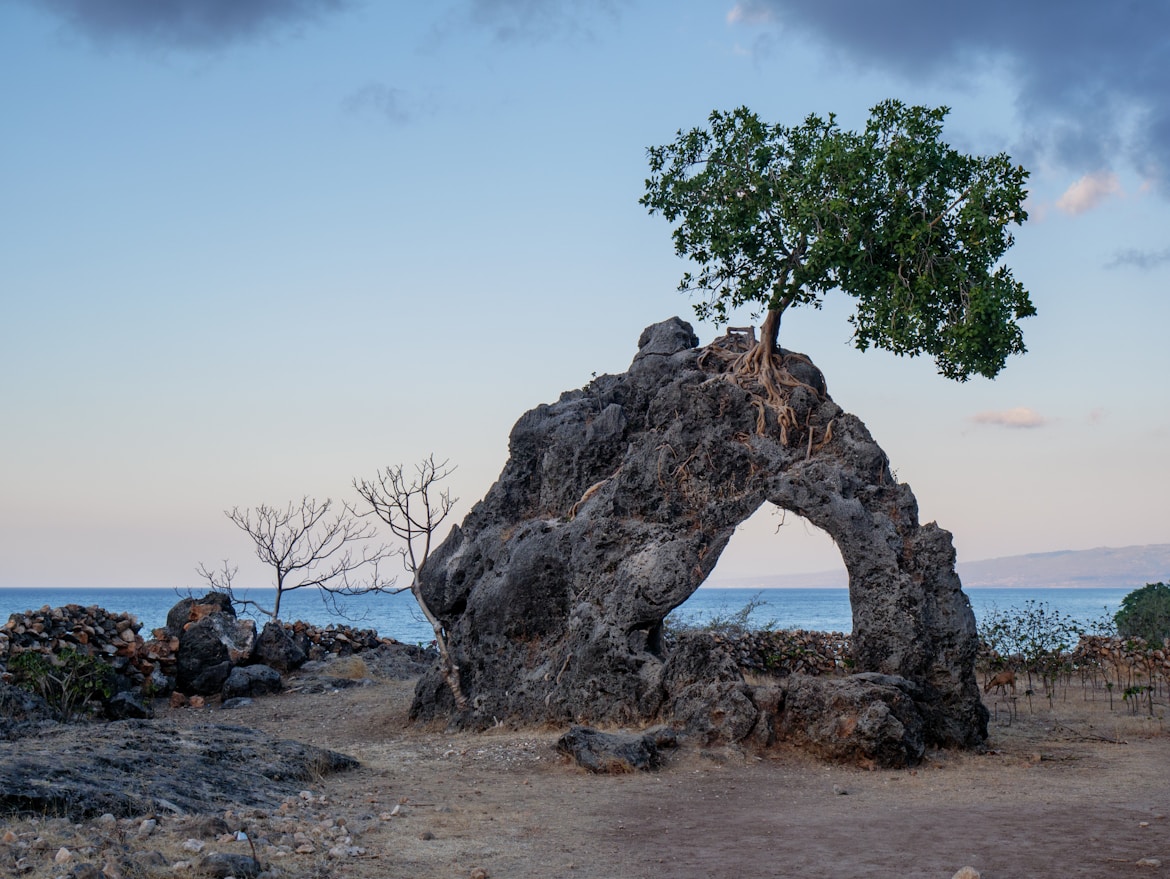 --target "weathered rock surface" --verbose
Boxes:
[253,620,309,672]
[221,663,283,700]
[176,609,257,696]
[0,719,358,819]
[773,673,926,766]
[555,725,677,773]
[412,318,988,758]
